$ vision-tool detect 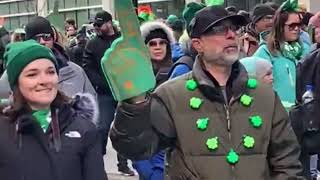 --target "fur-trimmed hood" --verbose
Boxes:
[72,93,99,126]
[140,21,176,44]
